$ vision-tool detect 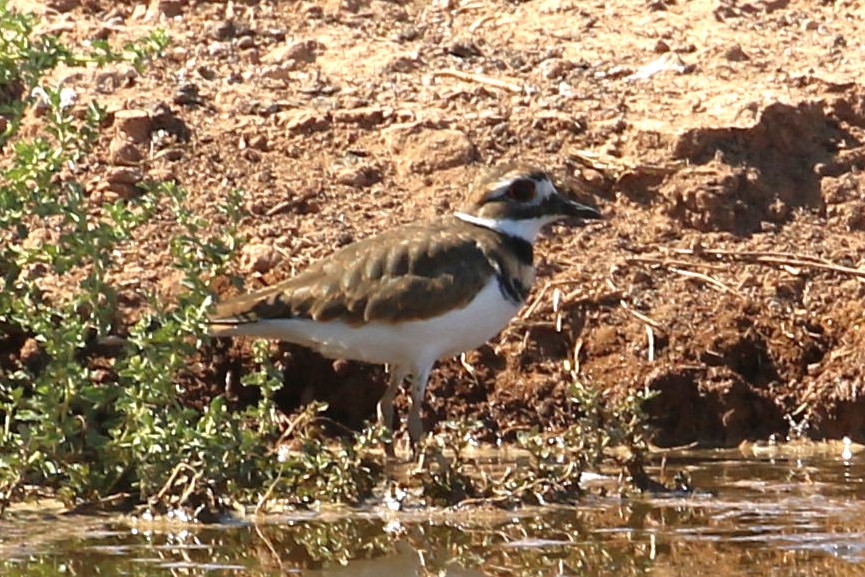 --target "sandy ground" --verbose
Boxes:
[8,0,865,446]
